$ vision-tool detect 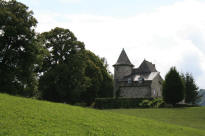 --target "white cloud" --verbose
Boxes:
[58,0,81,3]
[34,0,205,89]
[18,0,42,7]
